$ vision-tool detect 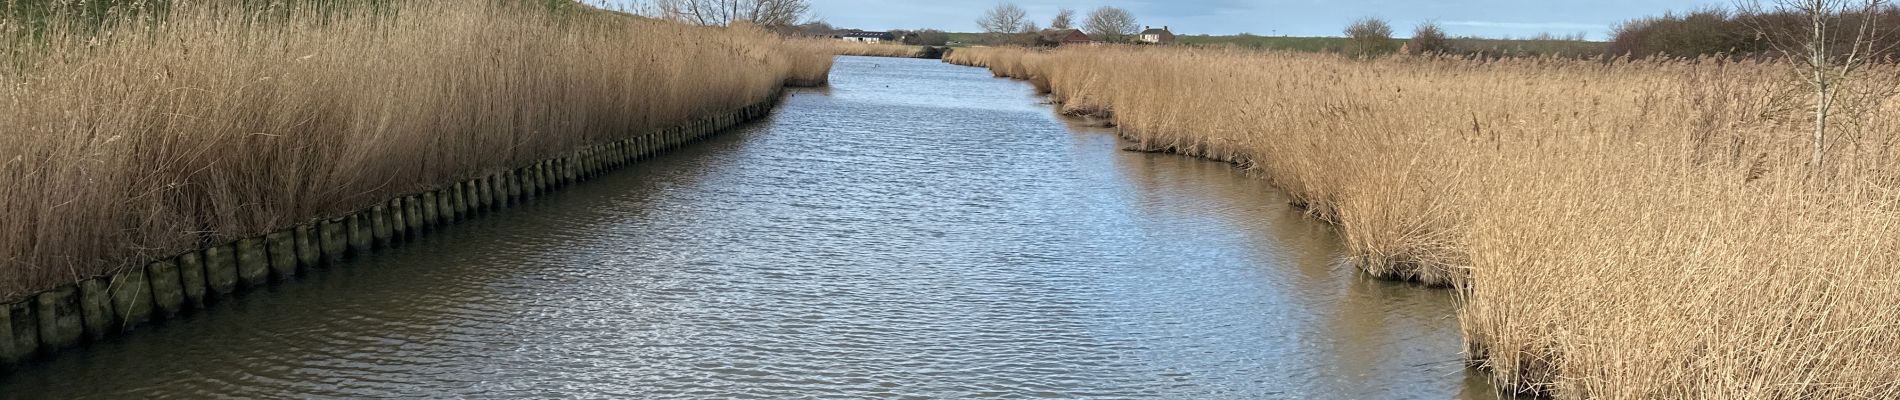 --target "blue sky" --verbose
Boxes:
[606,0,1733,40]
